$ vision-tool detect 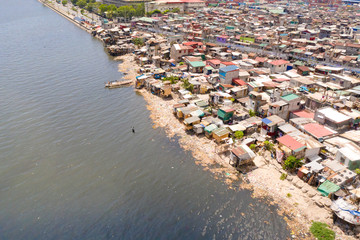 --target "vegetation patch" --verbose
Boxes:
[310,222,335,240]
